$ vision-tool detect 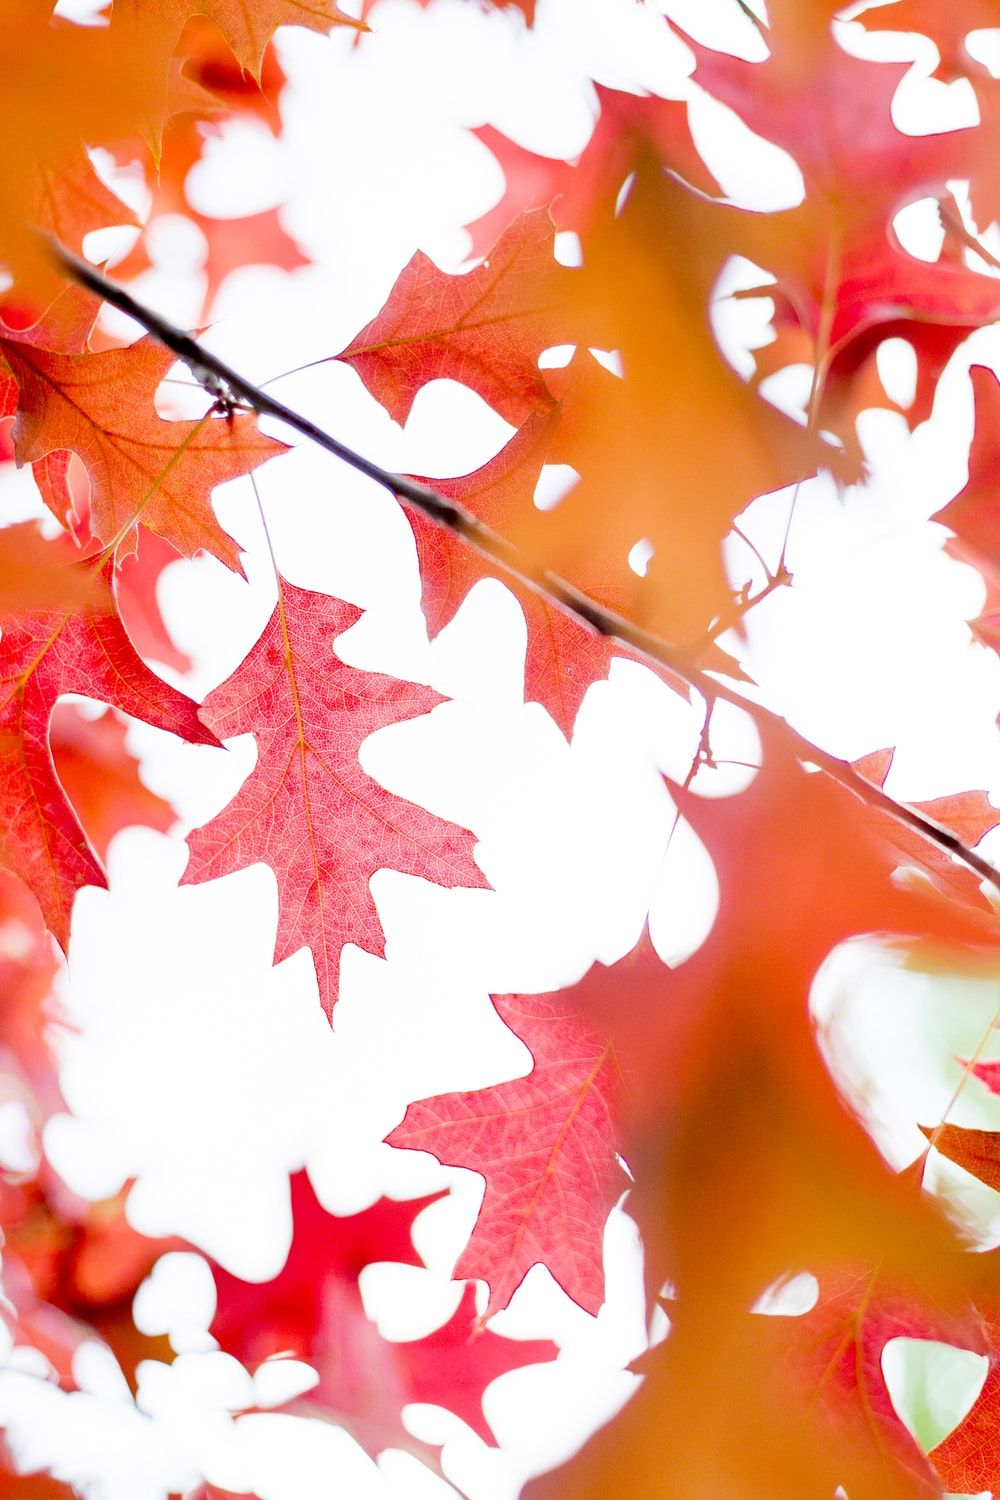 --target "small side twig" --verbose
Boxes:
[691,561,792,657]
